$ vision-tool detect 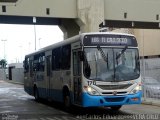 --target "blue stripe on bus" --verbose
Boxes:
[24,86,142,107]
[82,91,142,107]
